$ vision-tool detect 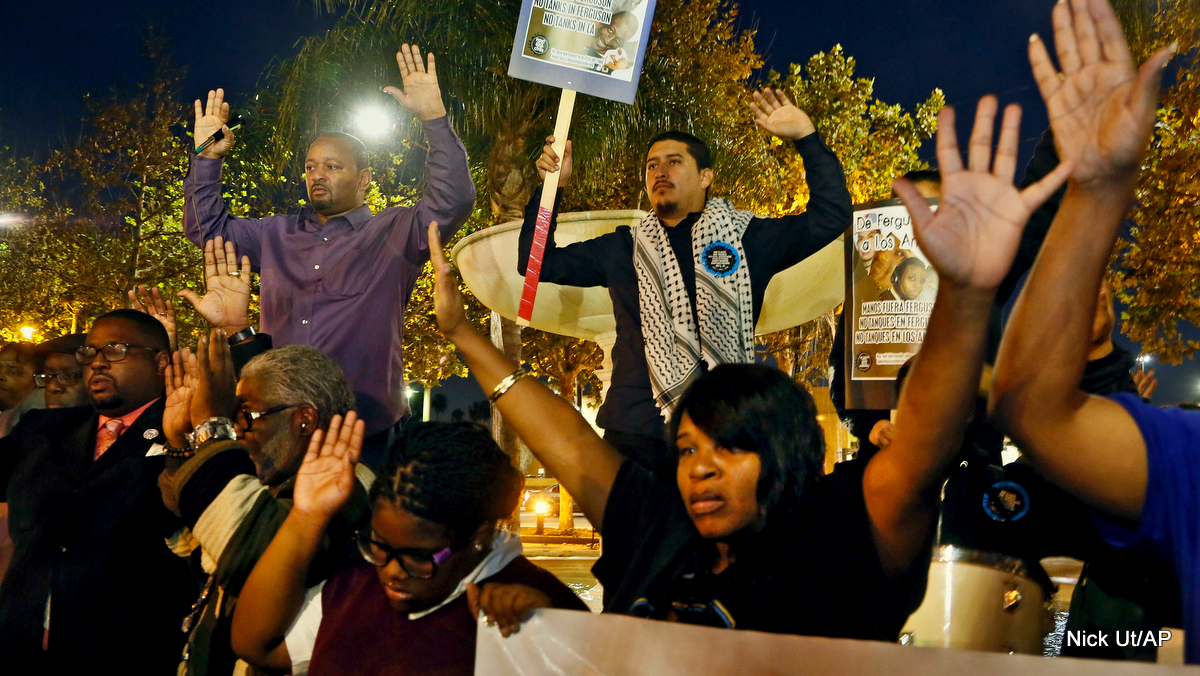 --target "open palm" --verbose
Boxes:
[178,237,251,334]
[384,44,446,121]
[293,412,365,521]
[894,99,1073,290]
[193,88,234,158]
[163,349,198,448]
[1030,0,1174,184]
